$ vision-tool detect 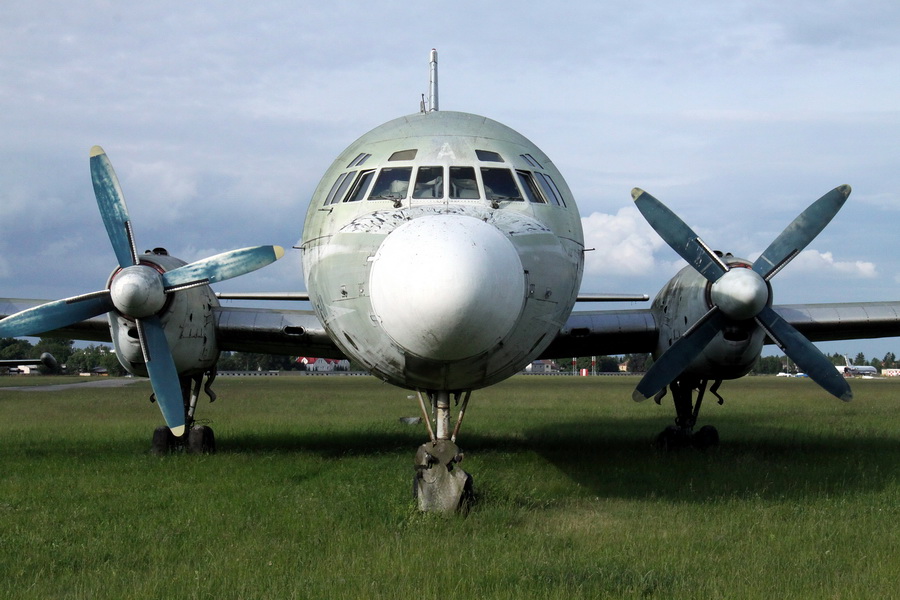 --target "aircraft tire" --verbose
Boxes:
[188,425,216,454]
[151,426,176,455]
[694,425,720,450]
